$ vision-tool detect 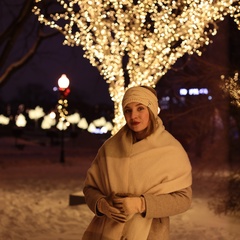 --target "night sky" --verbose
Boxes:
[0,1,239,109]
[0,0,111,107]
[0,32,112,106]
